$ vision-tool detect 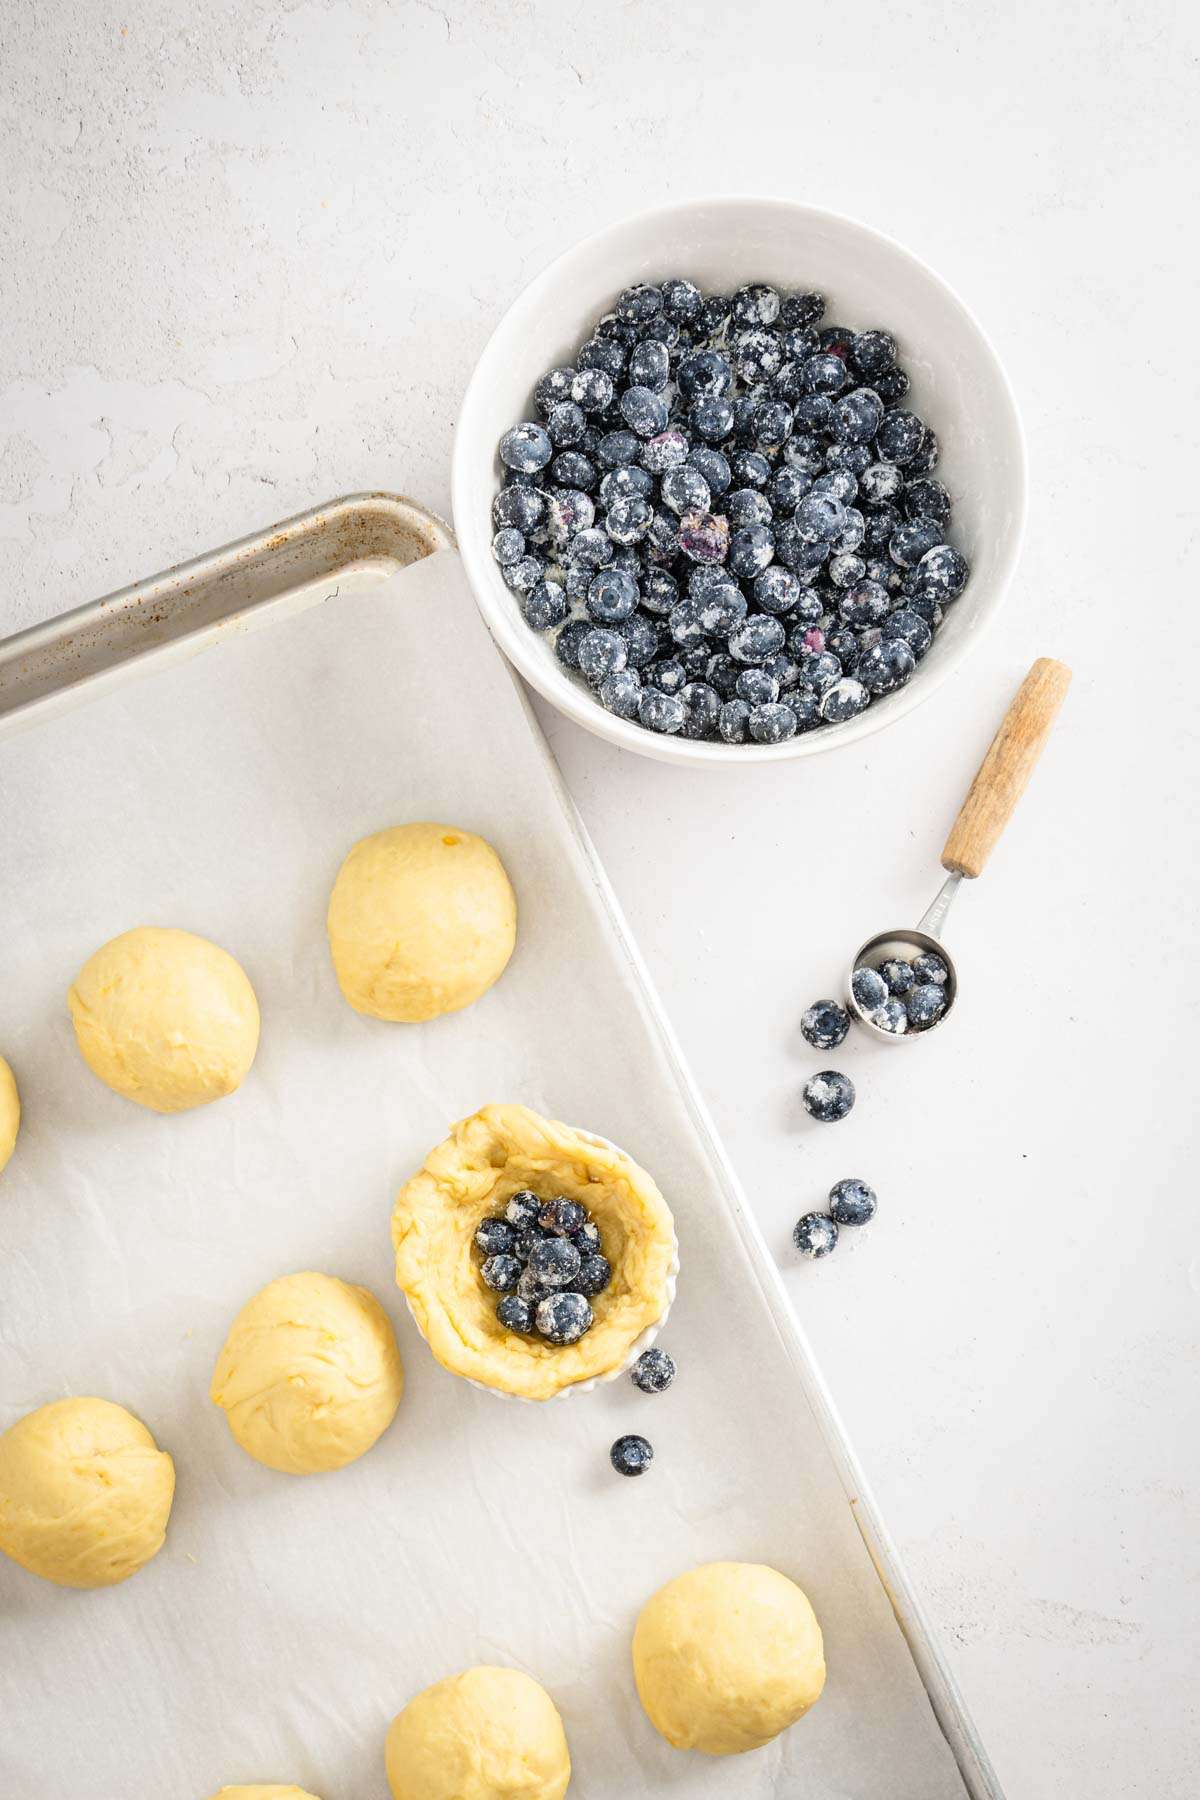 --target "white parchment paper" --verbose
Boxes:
[0,551,967,1799]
